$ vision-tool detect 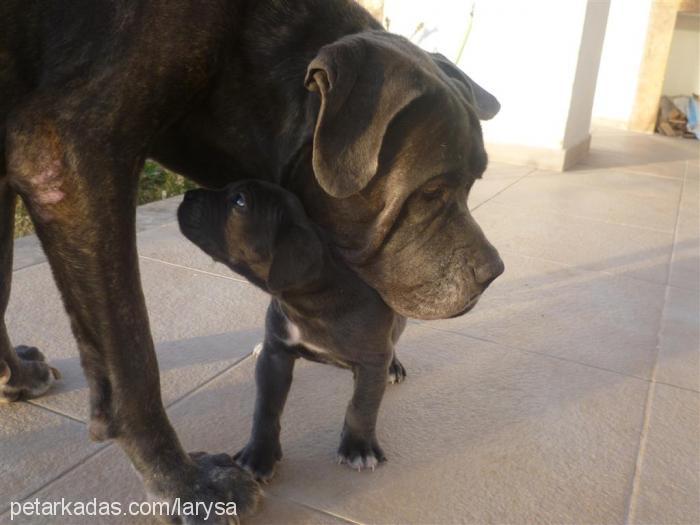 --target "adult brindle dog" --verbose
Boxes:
[1,0,504,522]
